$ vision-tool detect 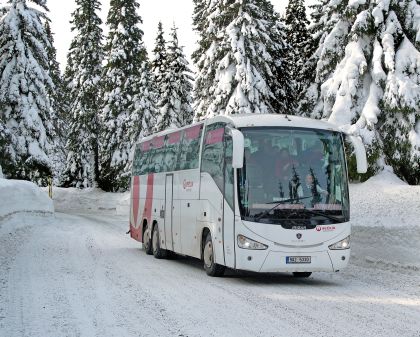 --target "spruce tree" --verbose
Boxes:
[0,0,56,183]
[299,0,419,183]
[99,0,148,191]
[61,0,104,188]
[123,62,158,175]
[193,0,291,119]
[151,22,167,100]
[156,25,194,131]
[192,0,220,119]
[282,0,312,105]
[44,20,66,181]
